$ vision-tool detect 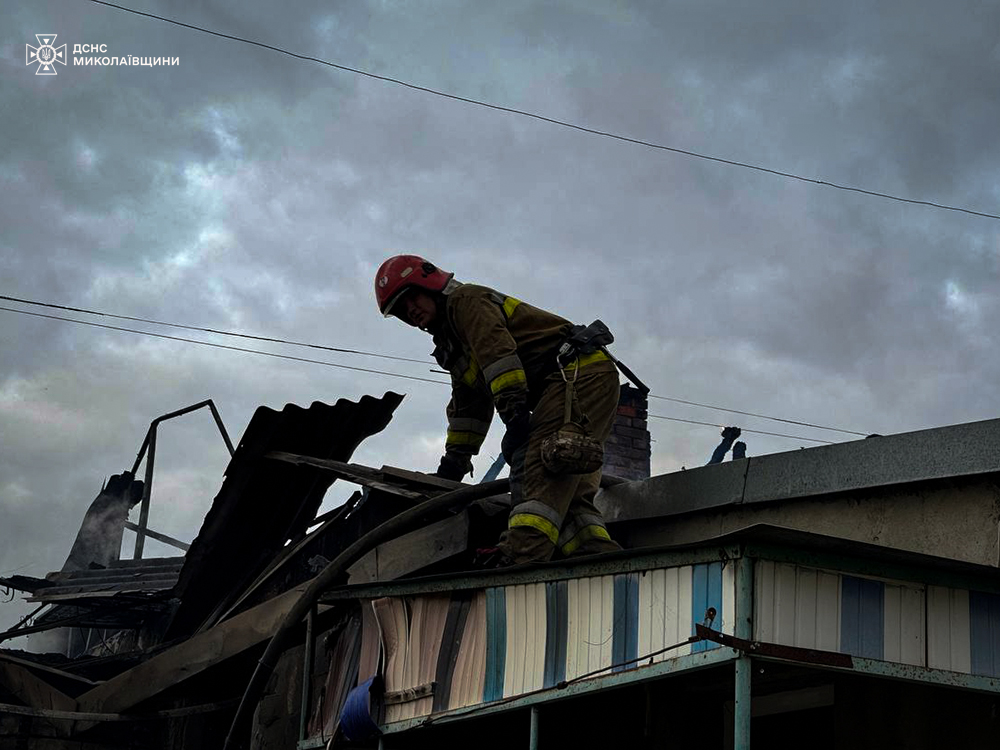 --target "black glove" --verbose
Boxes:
[435,452,471,482]
[500,410,531,464]
[721,426,742,440]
